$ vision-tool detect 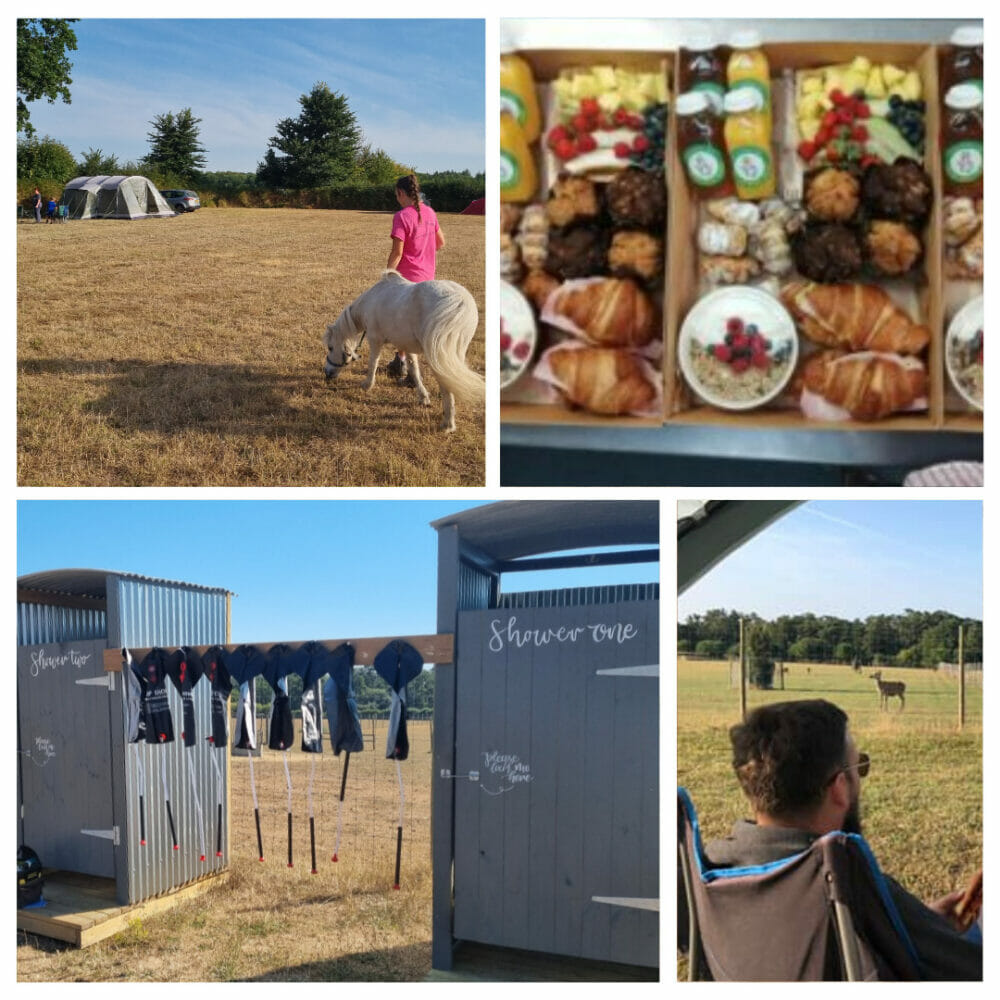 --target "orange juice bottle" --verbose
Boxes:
[728,29,772,136]
[723,88,775,200]
[500,50,542,144]
[500,111,537,203]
